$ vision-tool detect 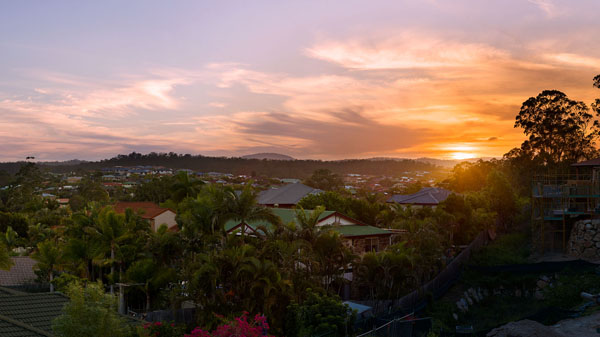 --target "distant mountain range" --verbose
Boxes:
[0,152,442,178]
[241,153,295,161]
[38,159,88,166]
[367,157,493,168]
[239,153,489,166]
[0,152,495,177]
